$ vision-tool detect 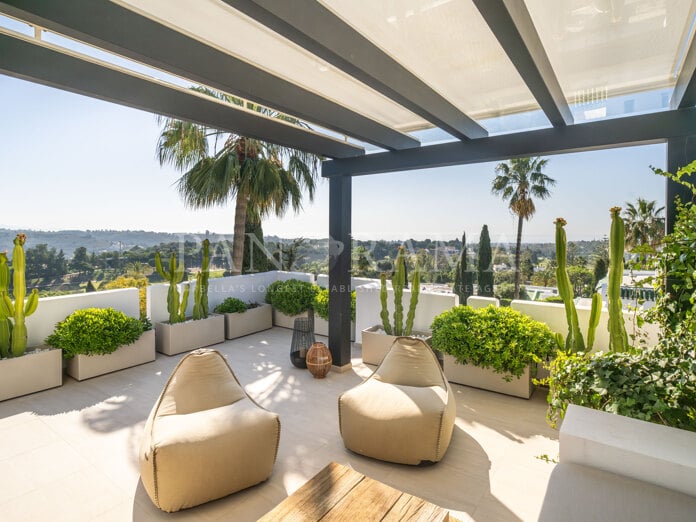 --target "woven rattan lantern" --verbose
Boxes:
[306,342,332,378]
